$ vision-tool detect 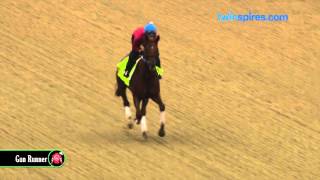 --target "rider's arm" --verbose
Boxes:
[139,44,144,52]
